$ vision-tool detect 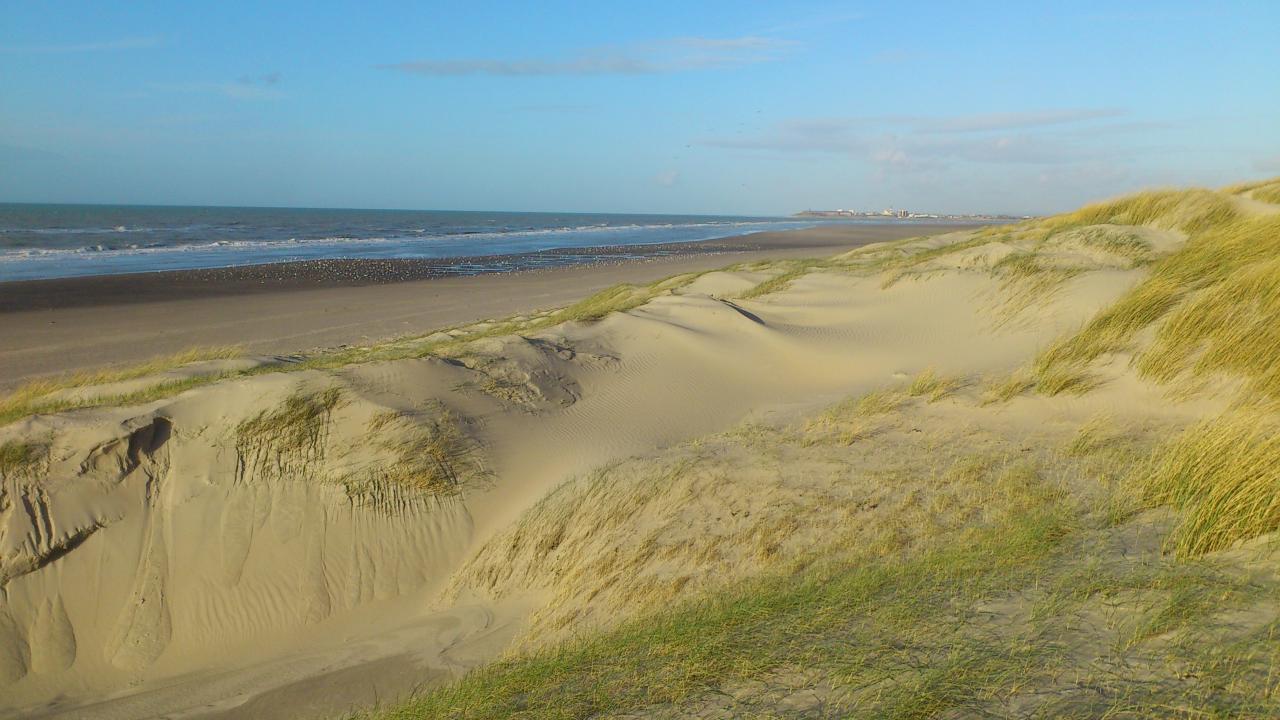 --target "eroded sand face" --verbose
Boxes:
[0,240,1147,718]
